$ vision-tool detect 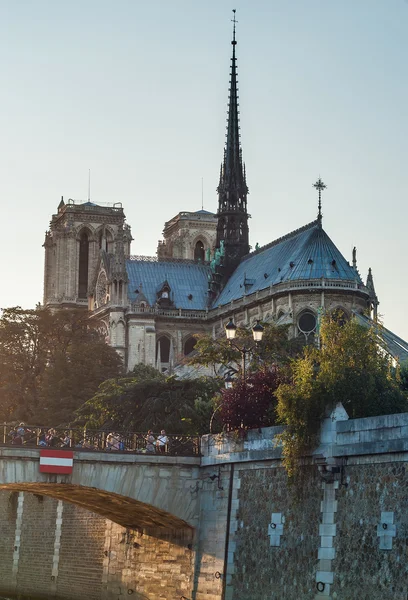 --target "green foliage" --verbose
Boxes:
[0,306,123,423]
[276,314,408,478]
[189,322,299,376]
[76,364,221,434]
